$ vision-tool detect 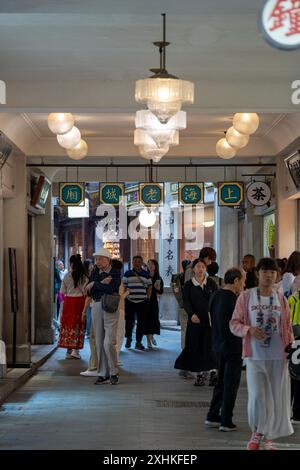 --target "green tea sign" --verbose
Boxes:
[140,183,164,206]
[179,183,204,205]
[218,182,244,207]
[59,183,85,206]
[100,184,124,205]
